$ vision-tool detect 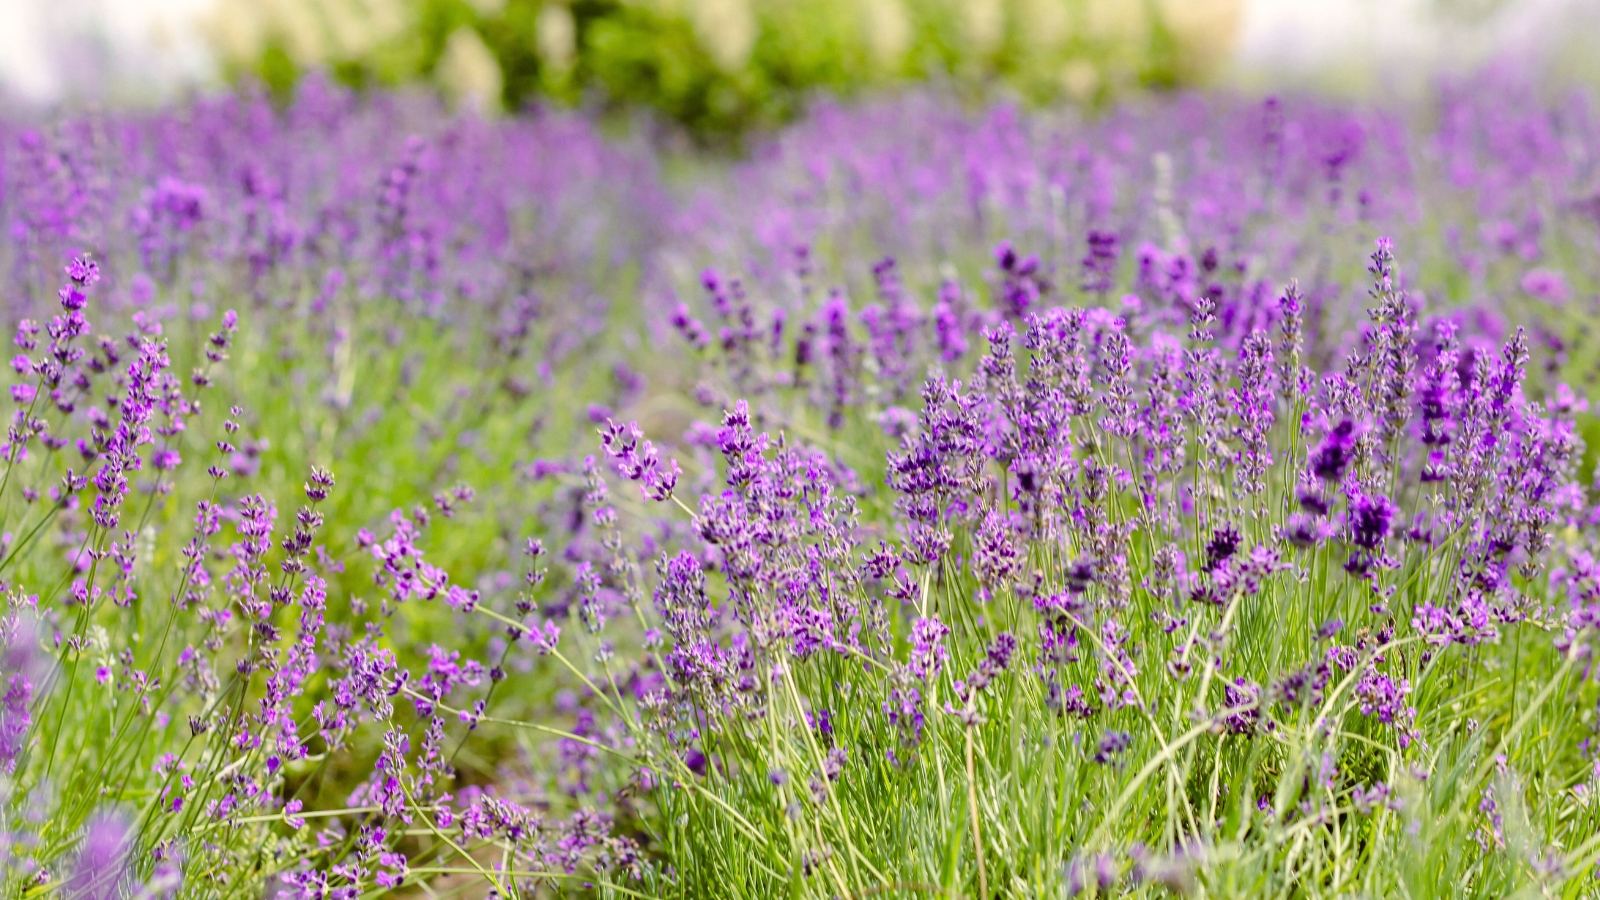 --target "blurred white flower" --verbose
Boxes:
[205,0,410,70]
[862,0,912,70]
[688,0,757,72]
[437,26,503,113]
[1060,57,1099,100]
[1085,0,1148,45]
[1157,0,1242,82]
[962,0,1005,57]
[1018,0,1071,54]
[274,0,329,67]
[537,3,577,76]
